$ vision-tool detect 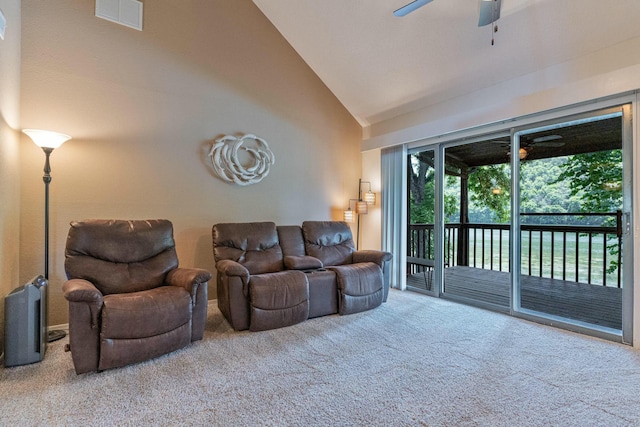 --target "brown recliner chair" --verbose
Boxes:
[62,219,212,374]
